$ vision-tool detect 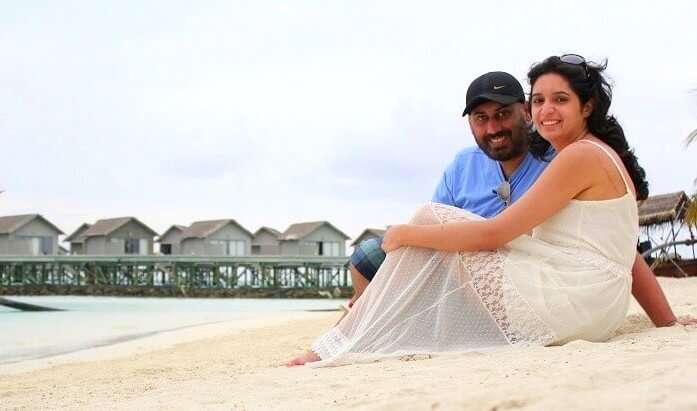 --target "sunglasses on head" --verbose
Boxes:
[559,54,590,79]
